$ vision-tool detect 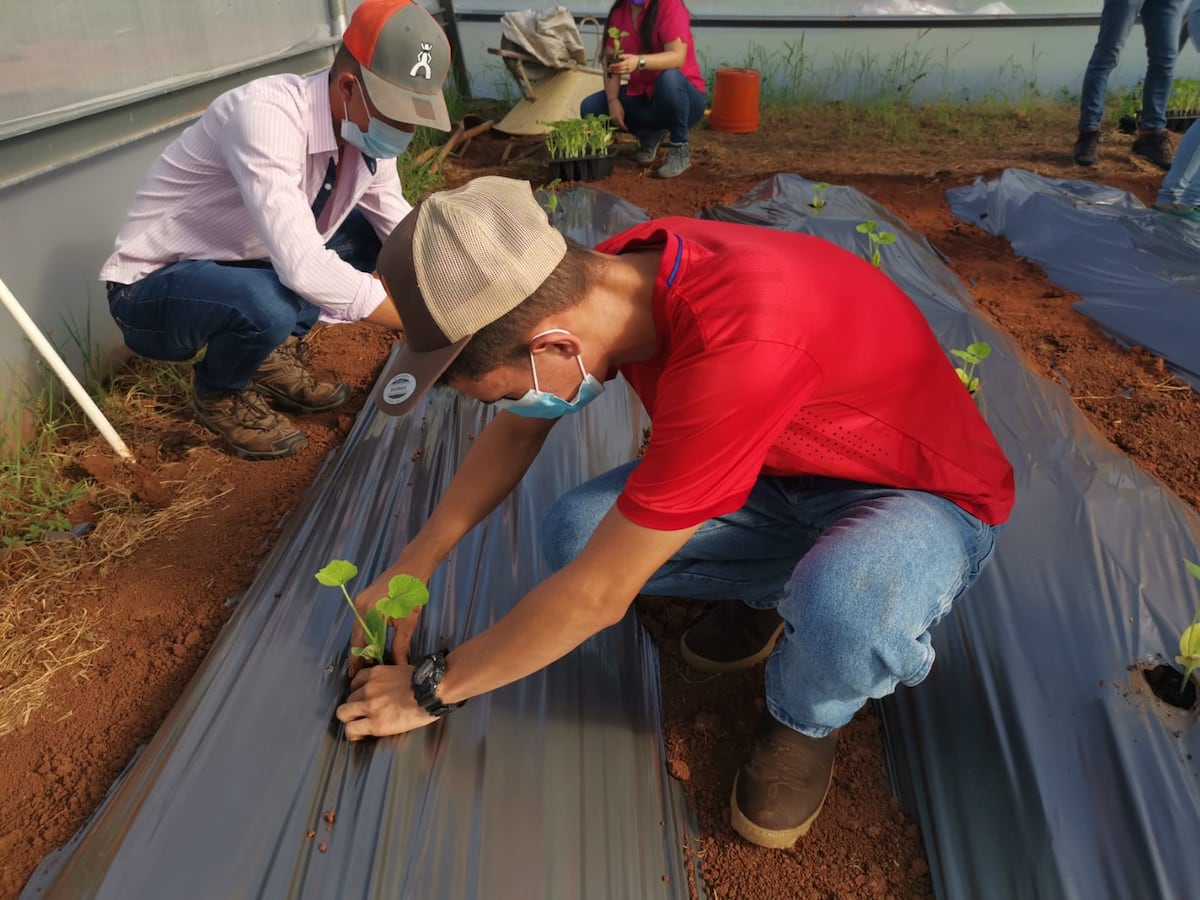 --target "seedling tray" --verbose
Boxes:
[548,152,616,183]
